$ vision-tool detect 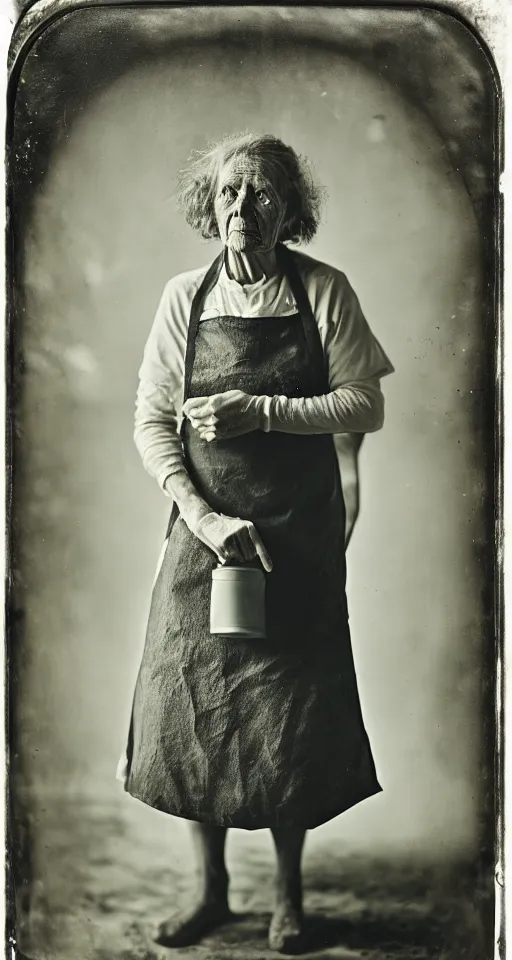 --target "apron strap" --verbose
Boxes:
[276,243,329,394]
[182,250,224,404]
[178,250,224,484]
